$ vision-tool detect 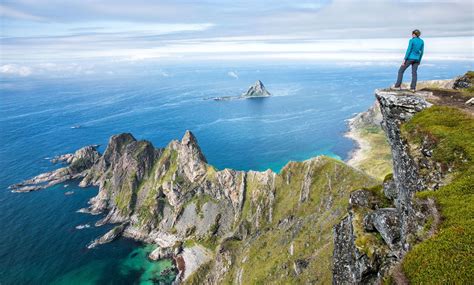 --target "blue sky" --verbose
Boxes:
[0,0,473,76]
